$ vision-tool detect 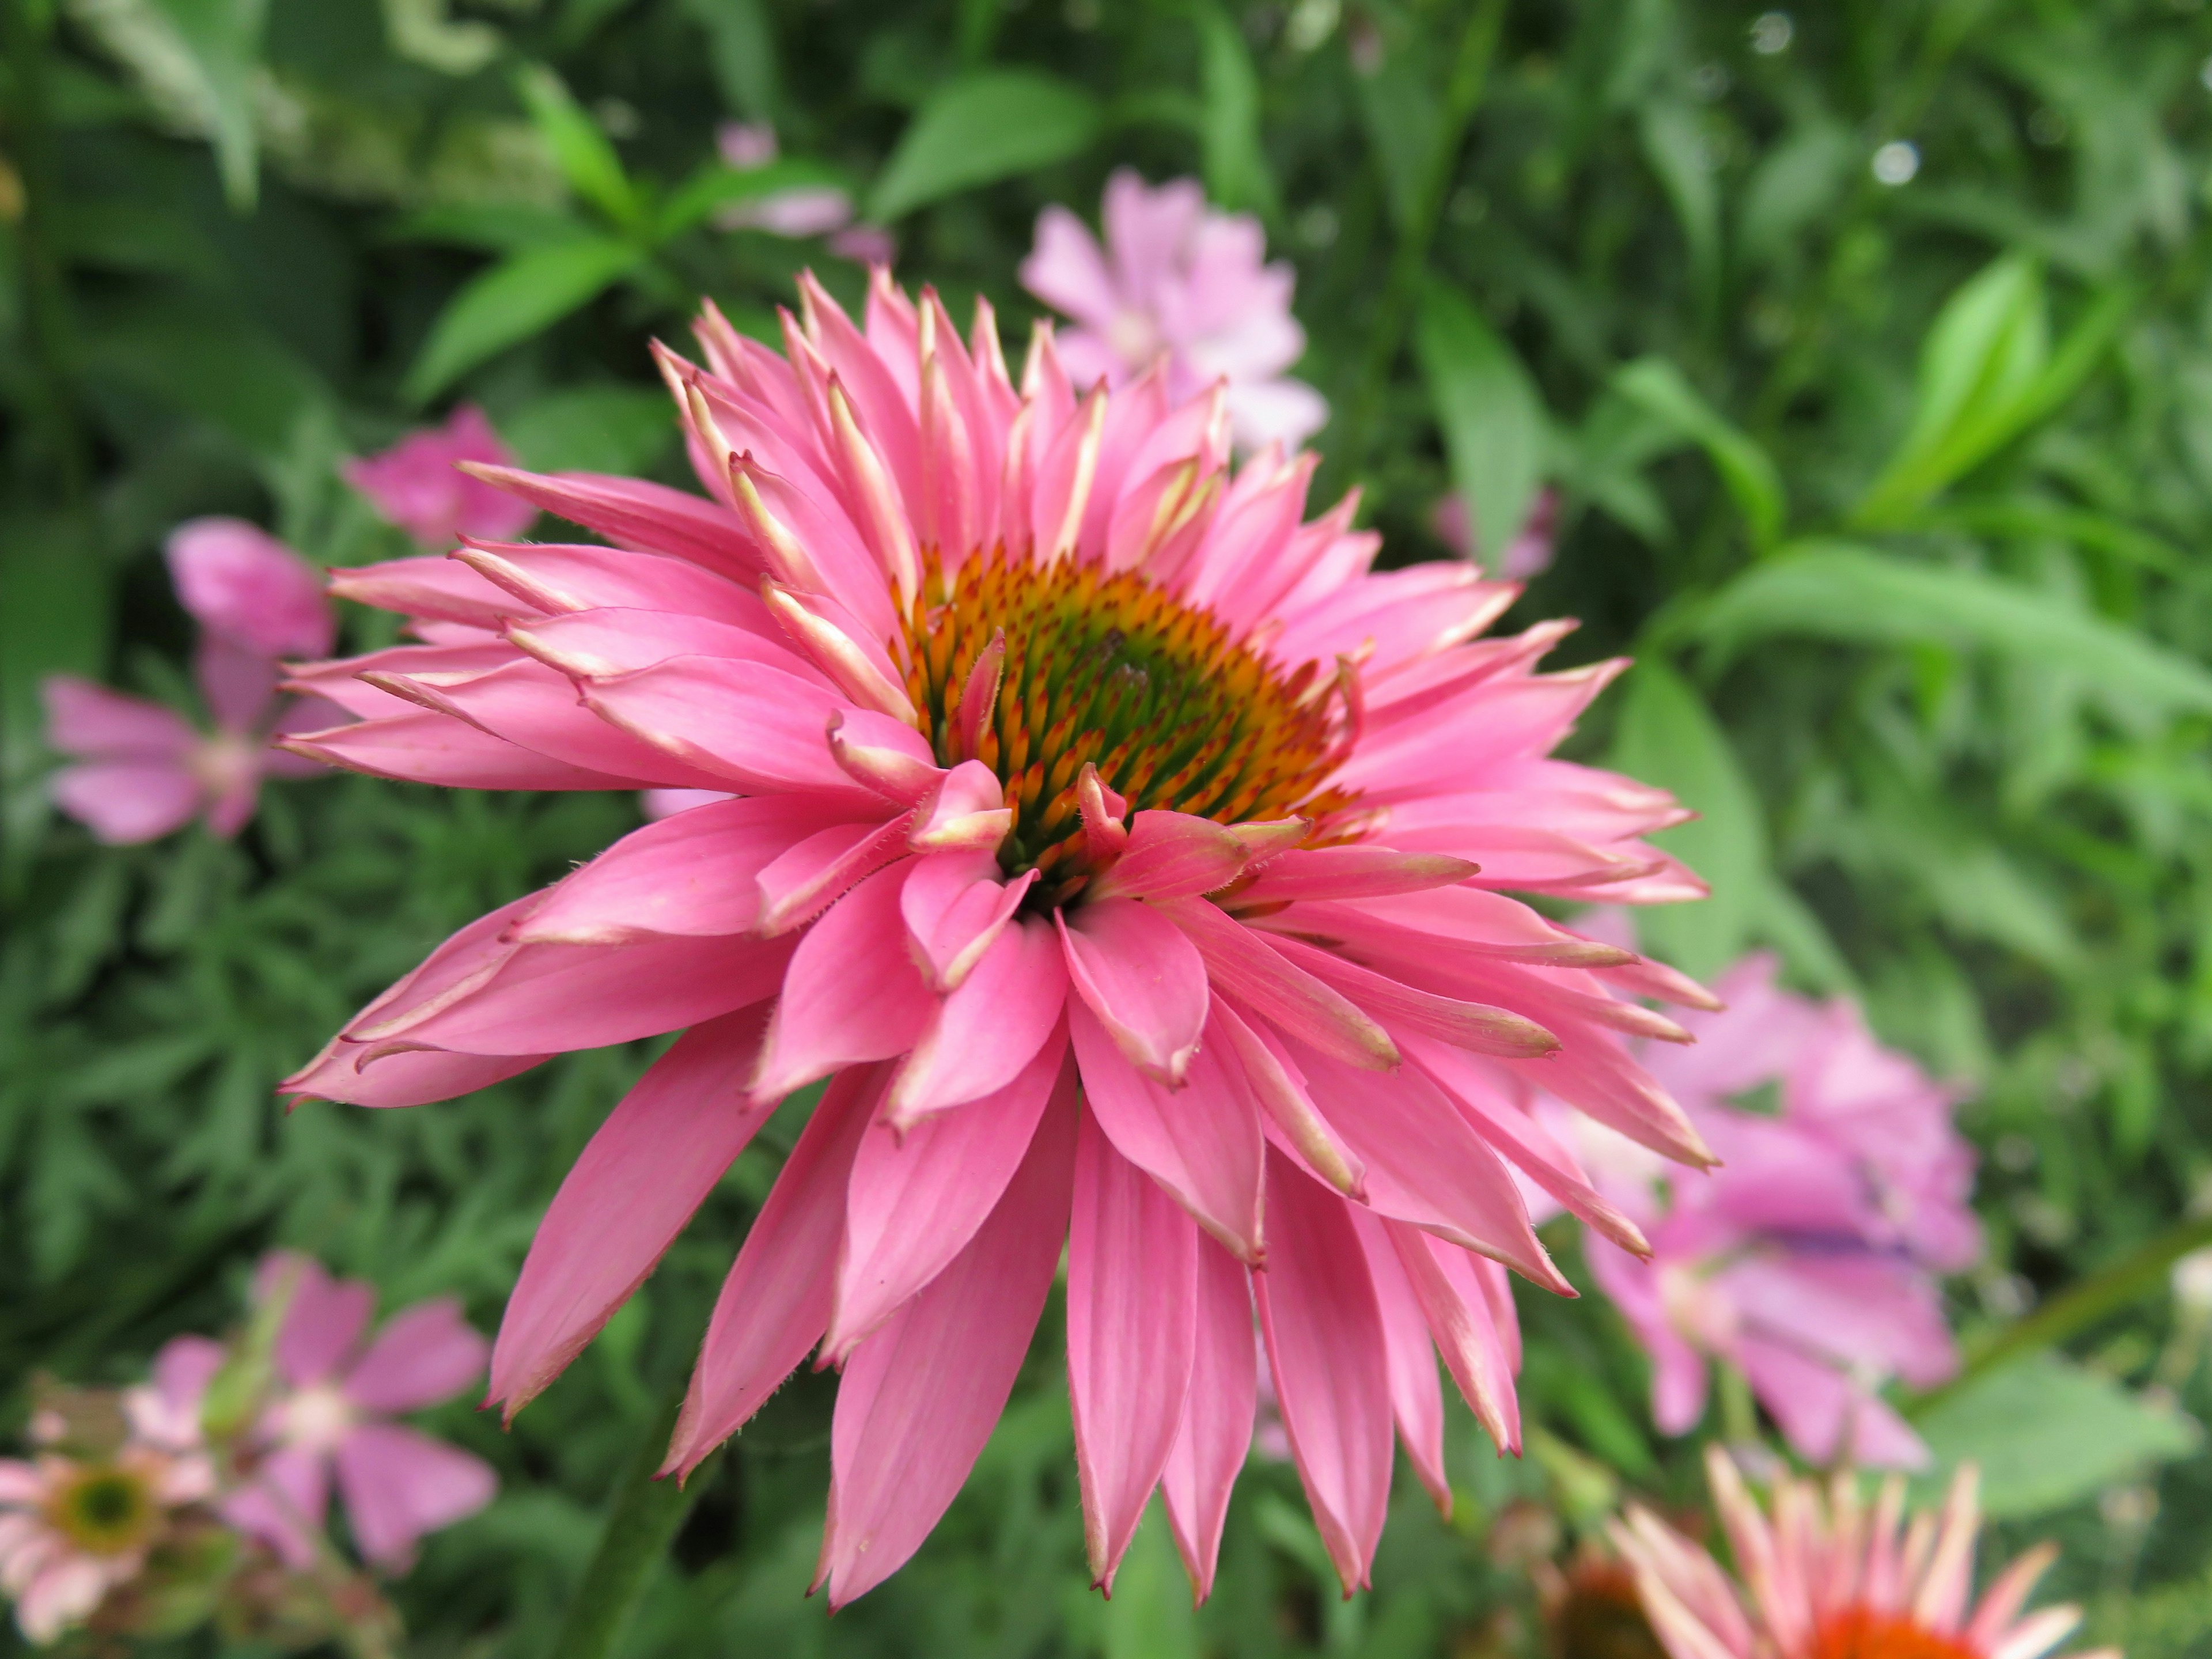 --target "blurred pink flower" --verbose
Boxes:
[343,407,538,551]
[1430,488,1558,582]
[1022,169,1327,452]
[713,122,889,257]
[1614,1448,2113,1659]
[1557,950,1979,1468]
[217,1254,495,1572]
[0,1430,213,1643]
[43,522,339,843]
